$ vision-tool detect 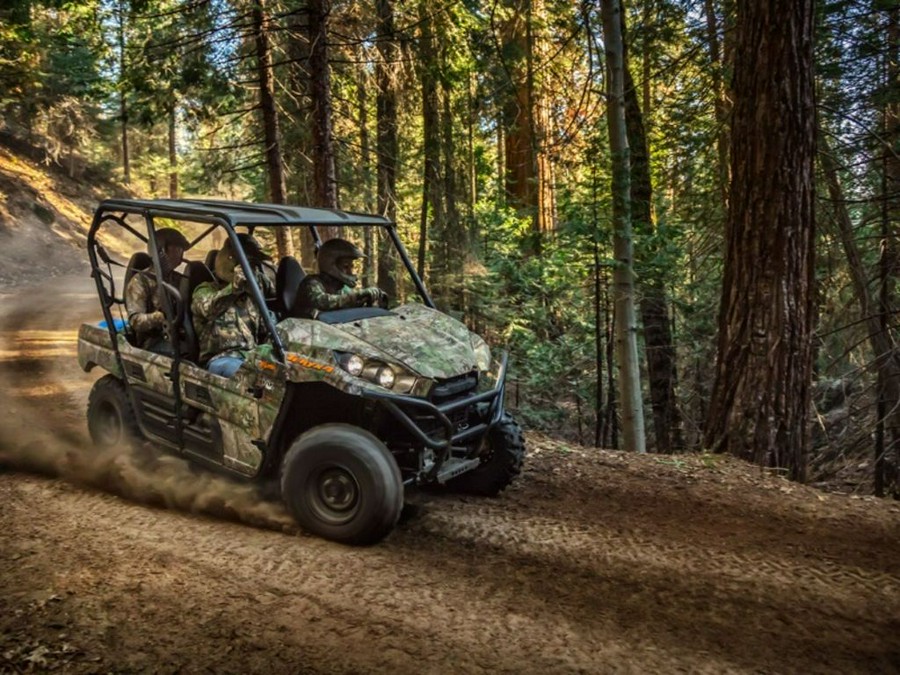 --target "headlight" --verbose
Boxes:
[346,354,364,376]
[376,366,395,389]
[471,335,492,371]
[334,351,407,391]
